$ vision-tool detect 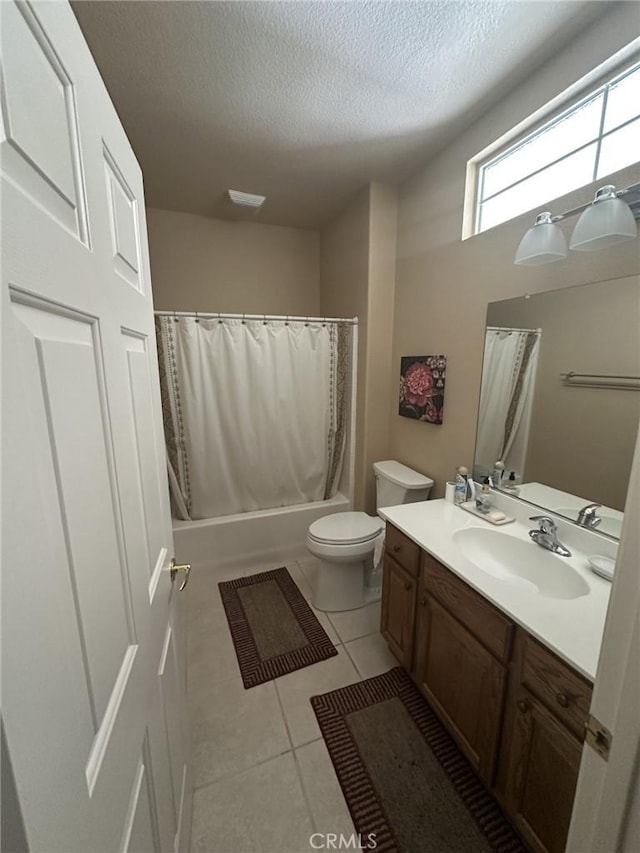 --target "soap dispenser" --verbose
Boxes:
[503,471,520,495]
[475,478,492,513]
